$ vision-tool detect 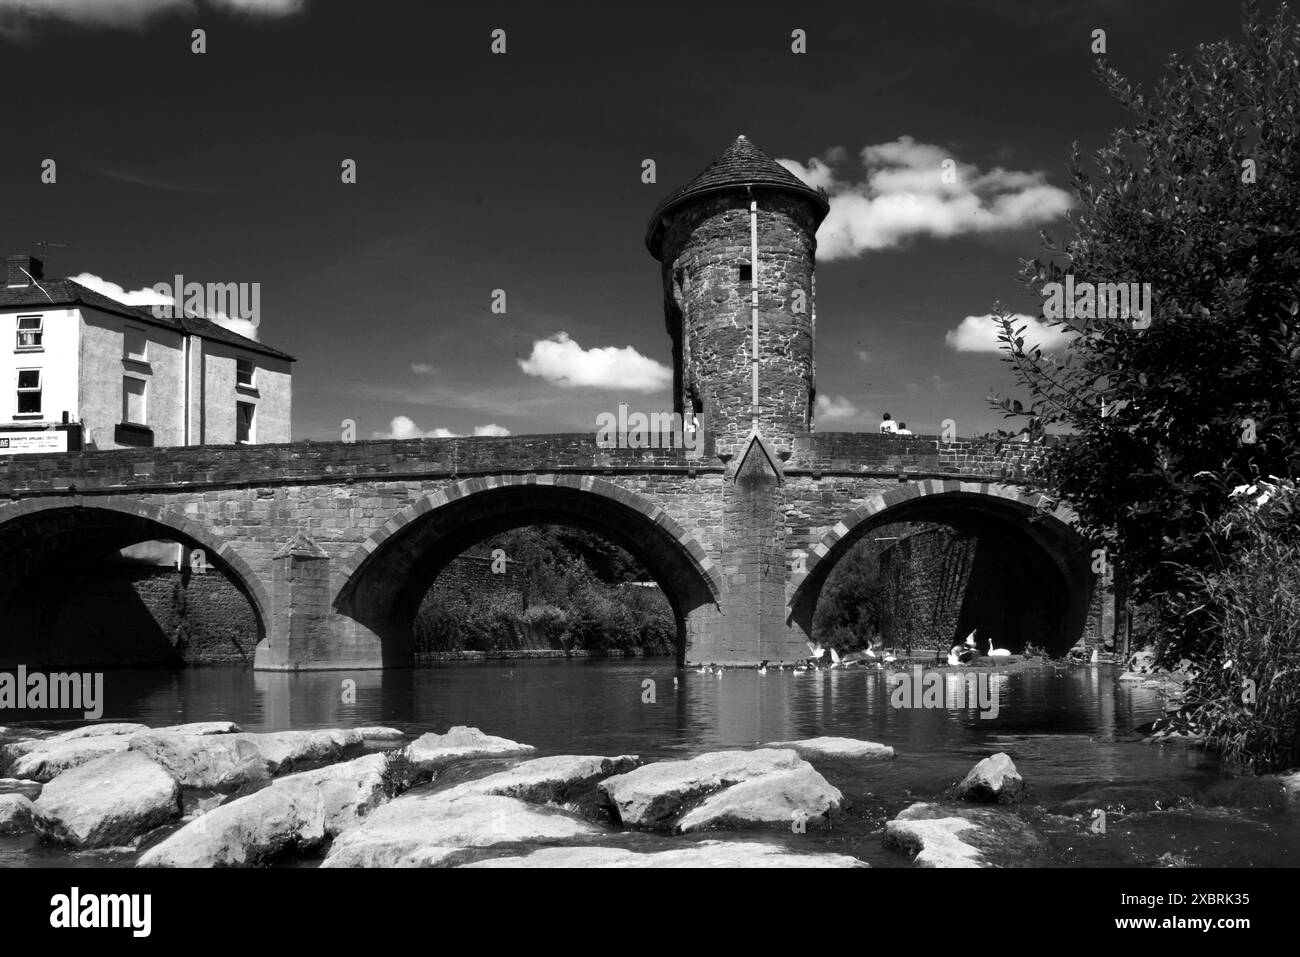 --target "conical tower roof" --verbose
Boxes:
[646,135,829,259]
